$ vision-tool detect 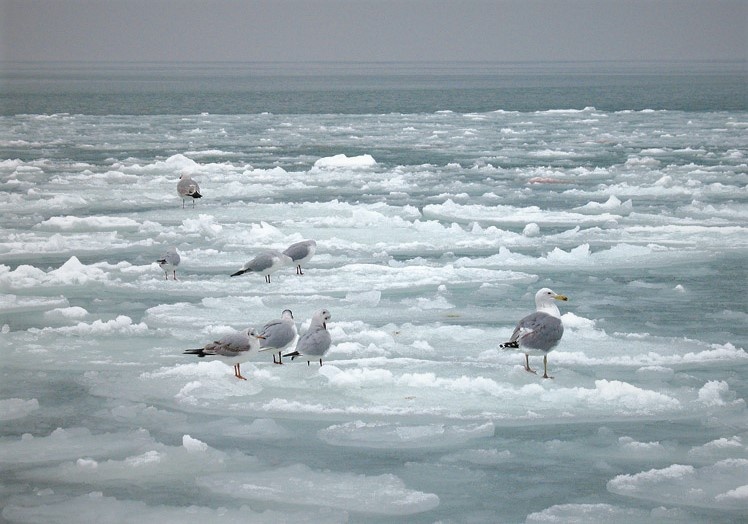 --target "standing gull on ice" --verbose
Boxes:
[500,288,568,379]
[156,246,180,280]
[183,328,265,380]
[284,309,332,366]
[177,174,202,208]
[230,250,292,283]
[283,239,317,275]
[259,309,298,365]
